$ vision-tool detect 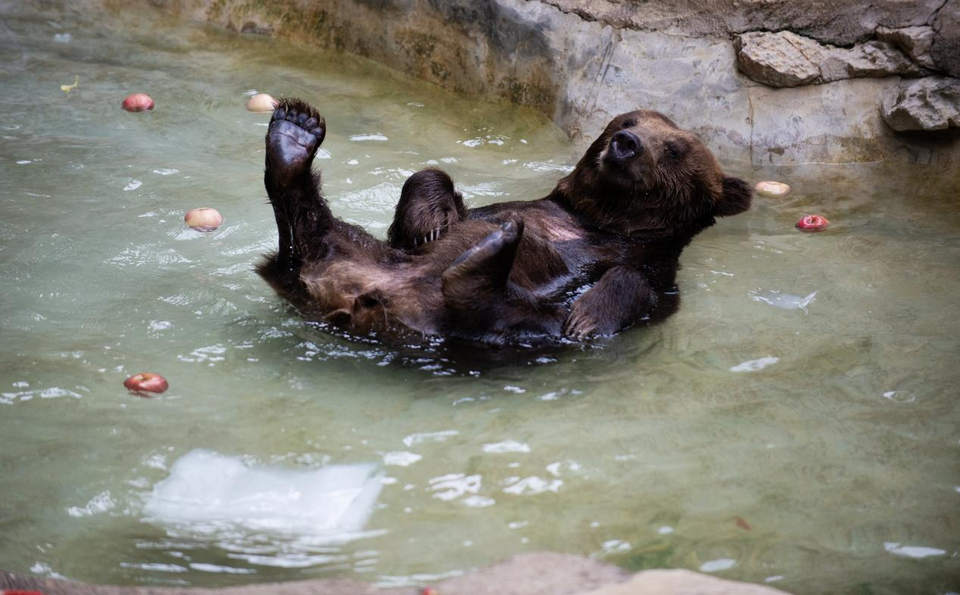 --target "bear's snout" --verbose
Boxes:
[609,130,642,162]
